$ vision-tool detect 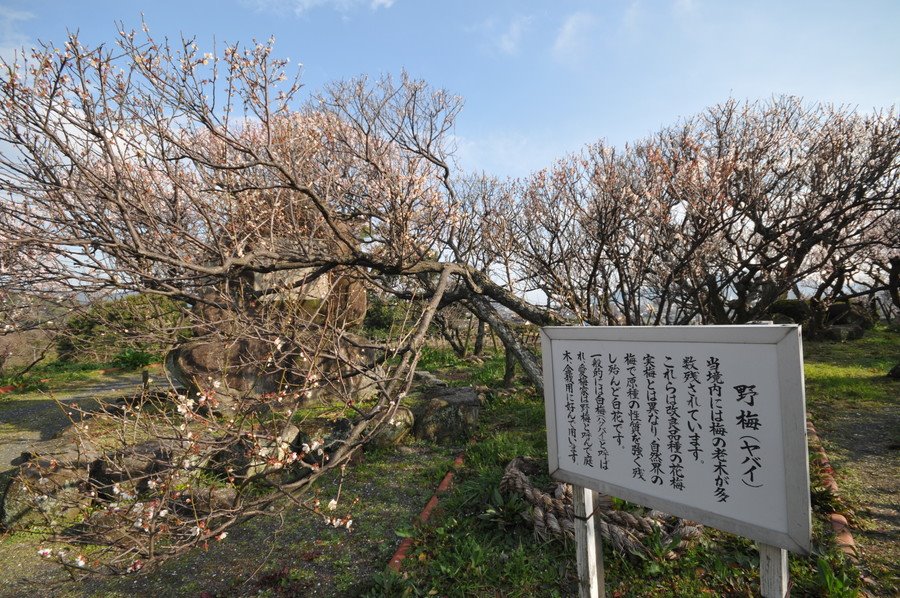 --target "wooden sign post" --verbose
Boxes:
[540,325,810,598]
[574,486,603,598]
